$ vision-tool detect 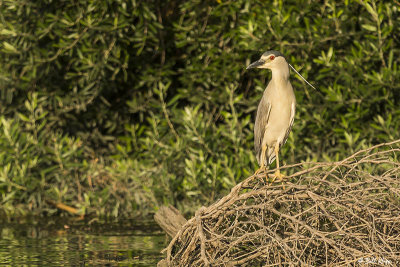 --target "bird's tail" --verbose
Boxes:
[266,146,276,166]
[256,146,276,166]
